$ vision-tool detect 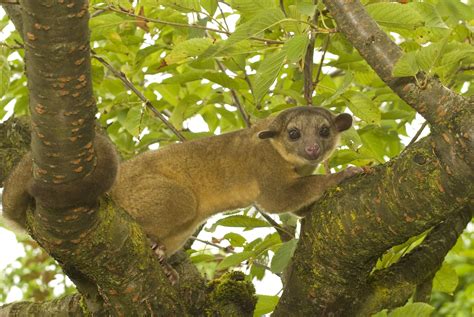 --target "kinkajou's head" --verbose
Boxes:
[258,106,353,167]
